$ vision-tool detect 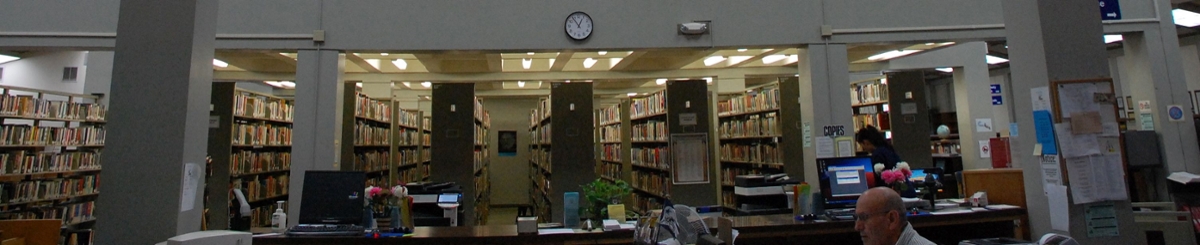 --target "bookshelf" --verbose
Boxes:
[429,83,491,226]
[851,79,890,152]
[627,80,717,215]
[0,85,105,243]
[529,96,551,222]
[528,82,594,223]
[392,108,425,185]
[420,116,431,181]
[595,102,630,190]
[351,92,393,187]
[206,83,293,230]
[472,98,491,225]
[716,78,805,216]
